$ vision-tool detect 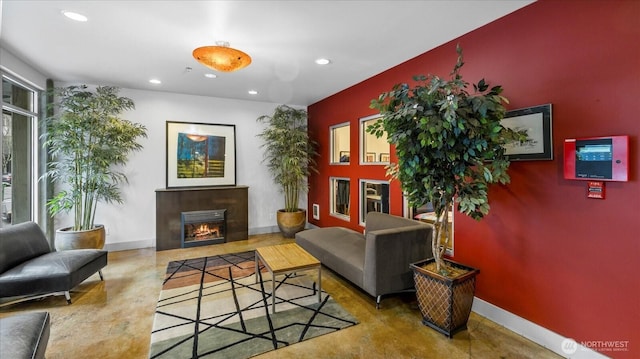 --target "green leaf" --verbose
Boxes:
[369,45,515,266]
[43,85,147,230]
[256,105,318,212]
